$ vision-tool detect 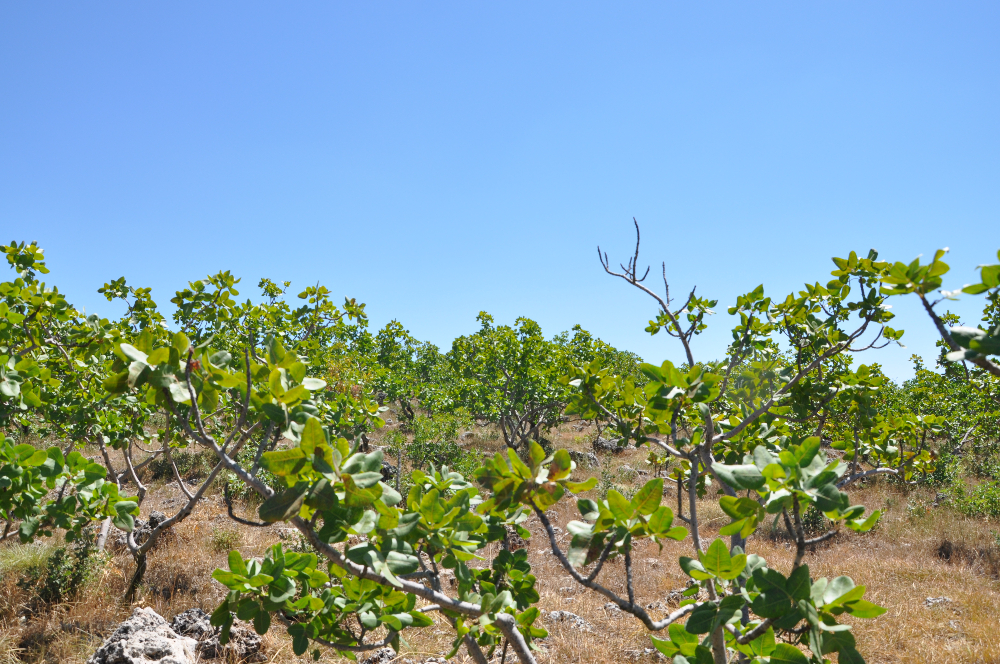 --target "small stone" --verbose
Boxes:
[545,610,593,631]
[360,648,397,664]
[925,597,952,607]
